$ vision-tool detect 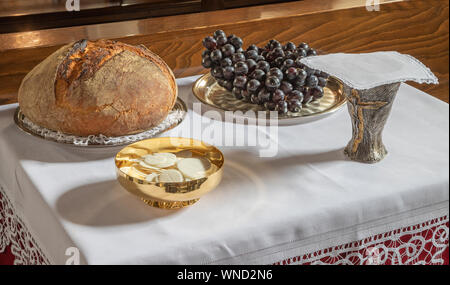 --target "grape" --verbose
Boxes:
[201,32,325,109]
[223,80,233,91]
[211,67,223,78]
[202,56,212,68]
[297,69,308,81]
[234,61,249,75]
[285,51,296,60]
[295,85,307,94]
[265,76,281,91]
[276,100,288,114]
[274,57,285,68]
[285,67,298,81]
[305,66,315,76]
[298,42,309,51]
[303,89,314,104]
[261,50,269,58]
[268,67,283,81]
[283,59,295,69]
[288,99,302,112]
[292,78,305,89]
[318,77,327,87]
[310,86,324,99]
[272,47,285,58]
[247,44,259,52]
[230,36,243,49]
[221,44,235,57]
[319,71,330,79]
[241,90,251,102]
[272,89,285,102]
[214,30,226,39]
[232,87,242,99]
[266,51,276,62]
[250,94,260,104]
[216,35,227,46]
[284,42,296,51]
[264,102,277,111]
[231,52,245,63]
[256,55,266,62]
[220,57,232,67]
[307,49,317,56]
[246,79,261,94]
[210,49,222,62]
[258,89,271,103]
[246,59,257,73]
[269,40,282,50]
[223,66,235,80]
[249,69,265,81]
[202,50,210,58]
[306,75,319,87]
[297,48,307,58]
[280,81,293,94]
[233,75,247,89]
[288,90,304,102]
[246,50,259,60]
[257,61,270,73]
[203,36,217,50]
